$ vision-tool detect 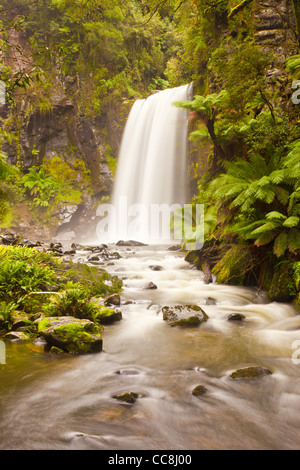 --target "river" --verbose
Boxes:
[1,243,300,450]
